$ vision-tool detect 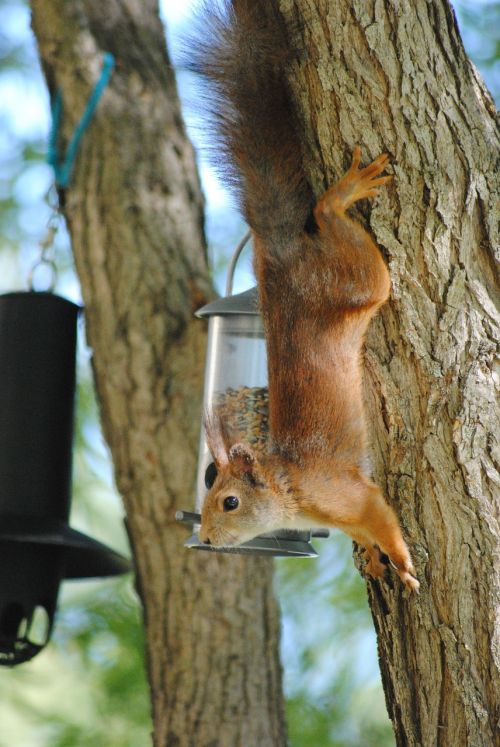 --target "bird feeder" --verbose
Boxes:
[176,235,328,557]
[0,291,130,666]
